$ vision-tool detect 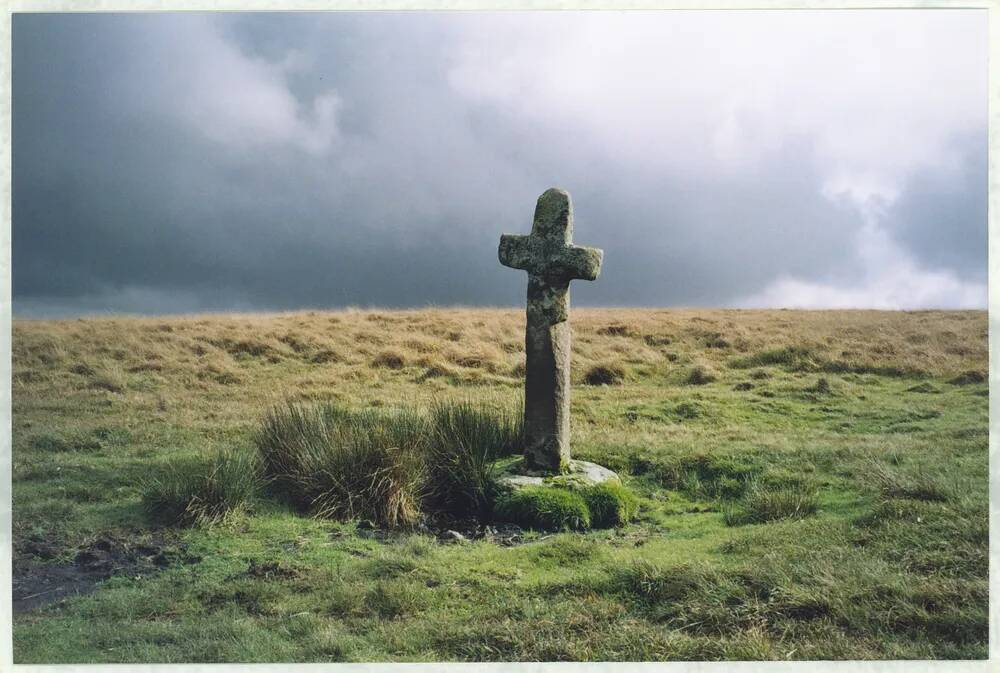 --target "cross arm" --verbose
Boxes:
[498,234,534,271]
[554,244,603,281]
[500,236,603,281]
